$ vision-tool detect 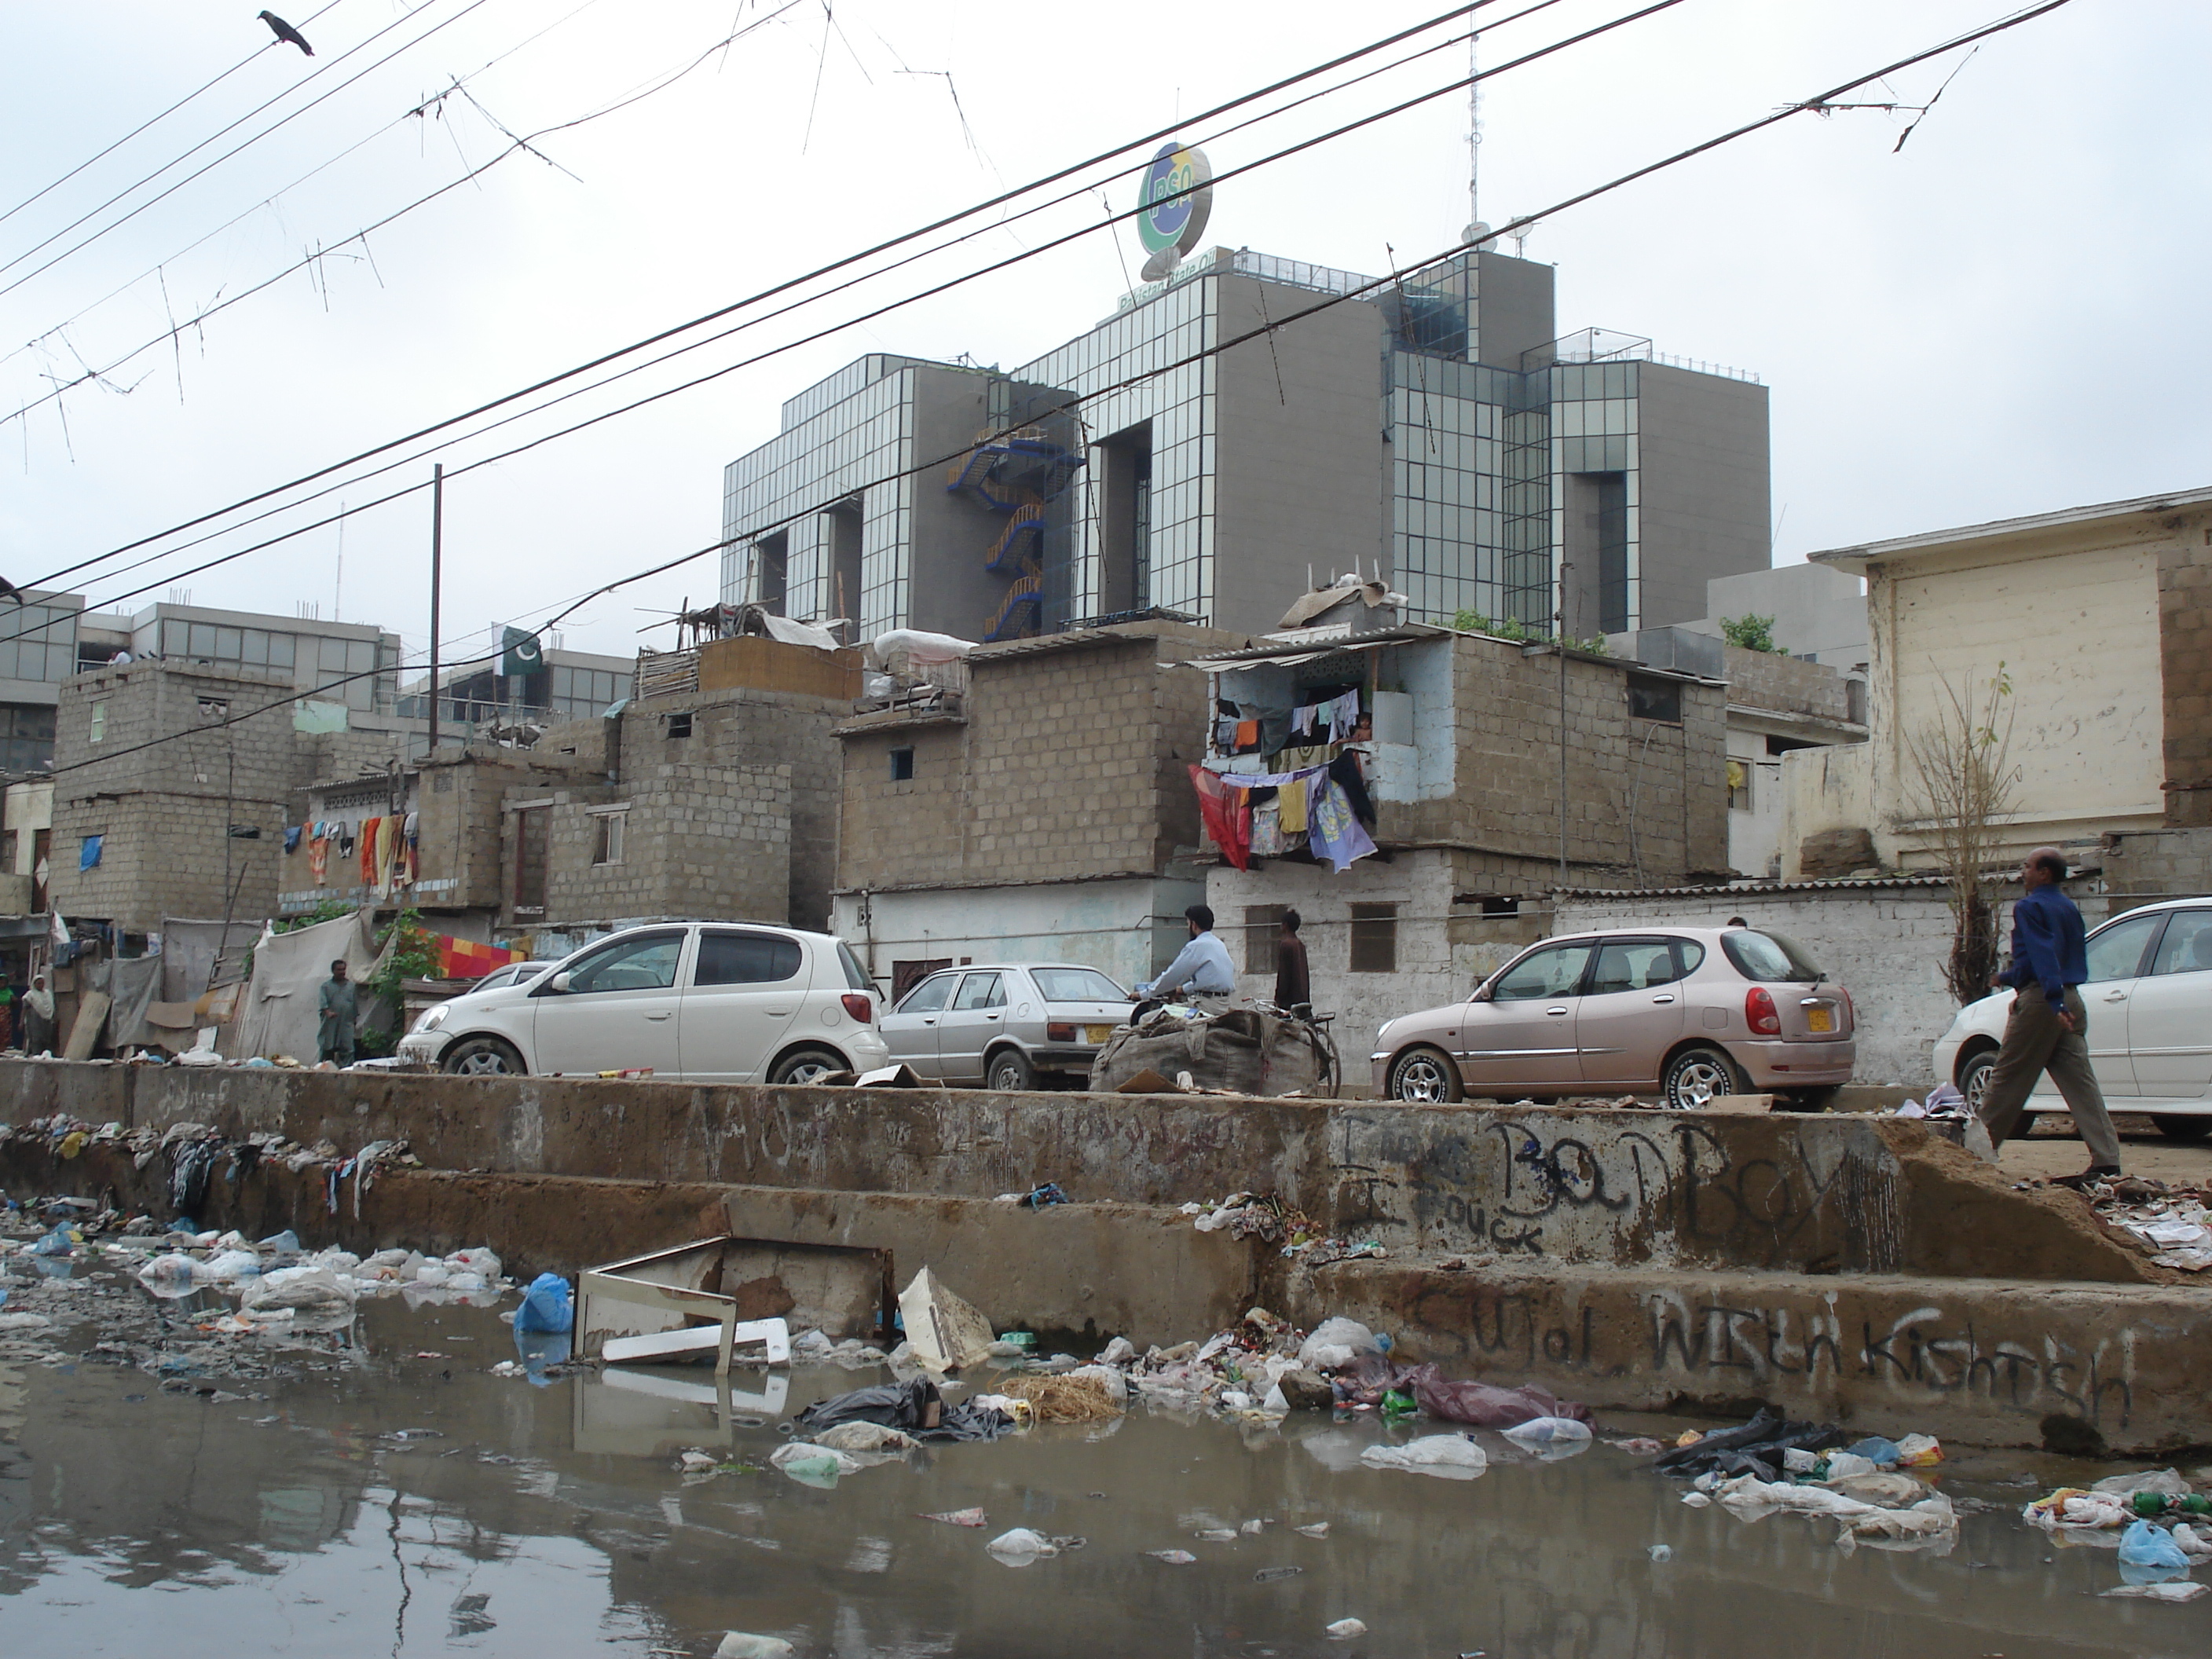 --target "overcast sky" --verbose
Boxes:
[0,0,2202,671]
